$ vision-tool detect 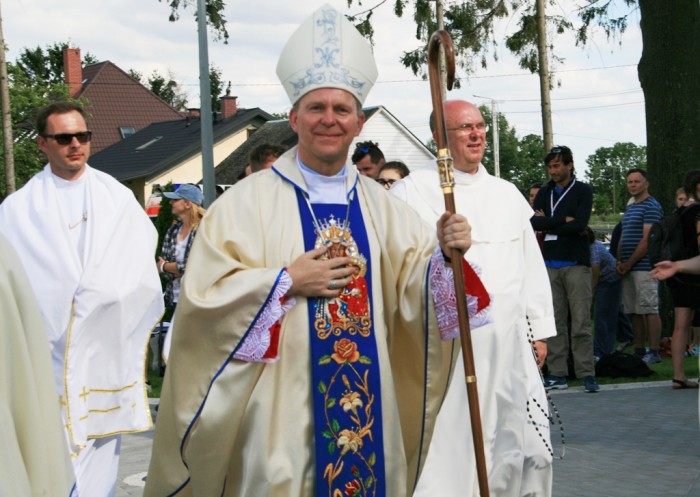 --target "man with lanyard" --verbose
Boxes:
[144,5,490,497]
[0,102,164,496]
[531,146,599,392]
